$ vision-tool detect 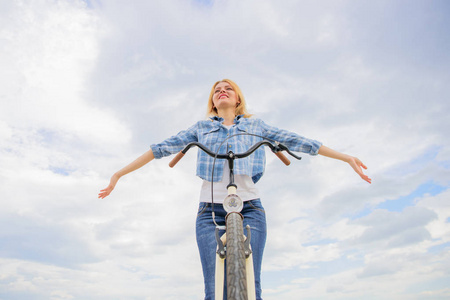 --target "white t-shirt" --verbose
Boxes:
[199,161,260,203]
